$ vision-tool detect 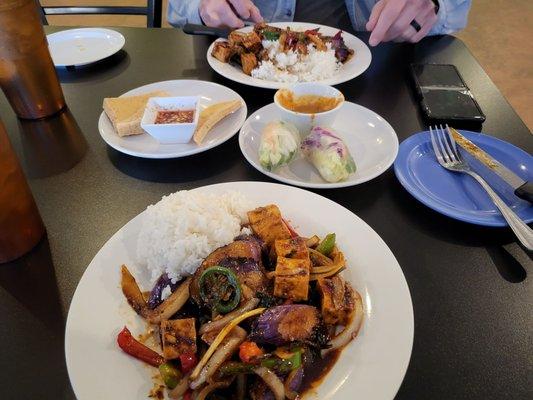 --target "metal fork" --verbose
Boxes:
[429,125,533,251]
